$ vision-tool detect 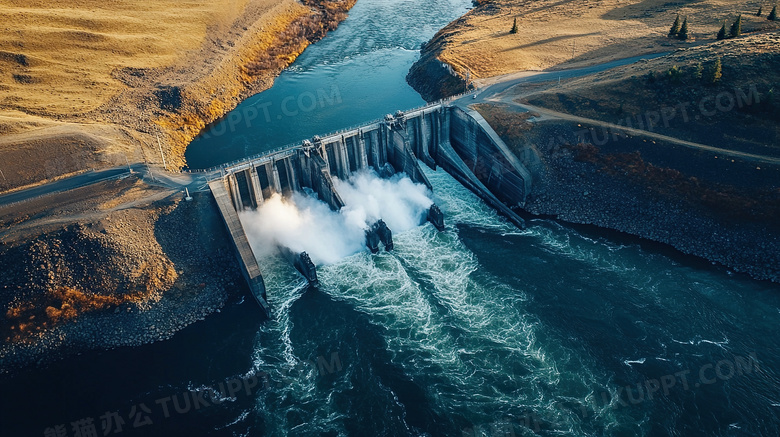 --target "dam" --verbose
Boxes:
[202,101,533,316]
